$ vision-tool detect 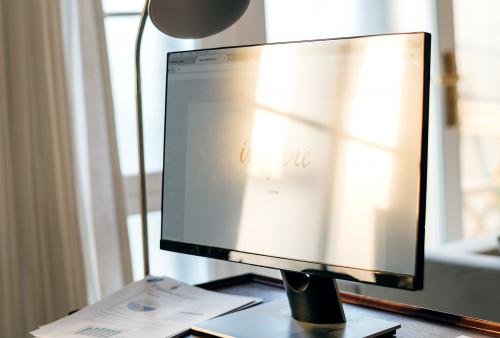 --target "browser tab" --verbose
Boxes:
[196,54,228,64]
[169,55,197,65]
